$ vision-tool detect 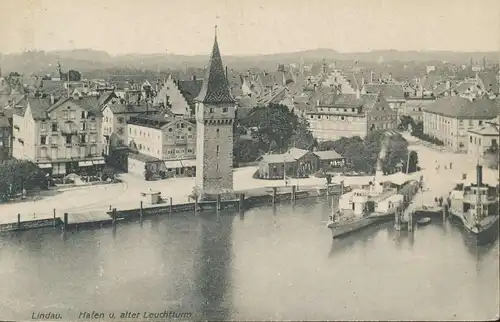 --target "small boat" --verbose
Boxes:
[417,217,431,226]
